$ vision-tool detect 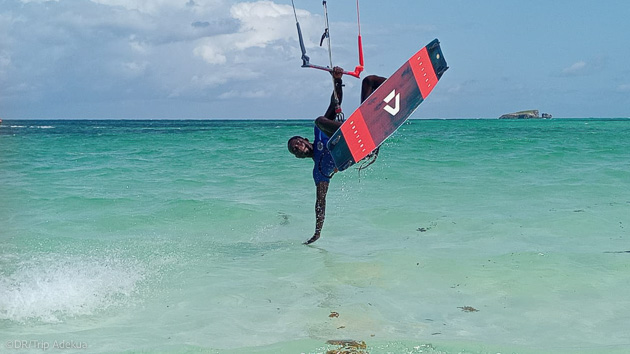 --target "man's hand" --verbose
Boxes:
[332,66,343,79]
[304,233,321,245]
